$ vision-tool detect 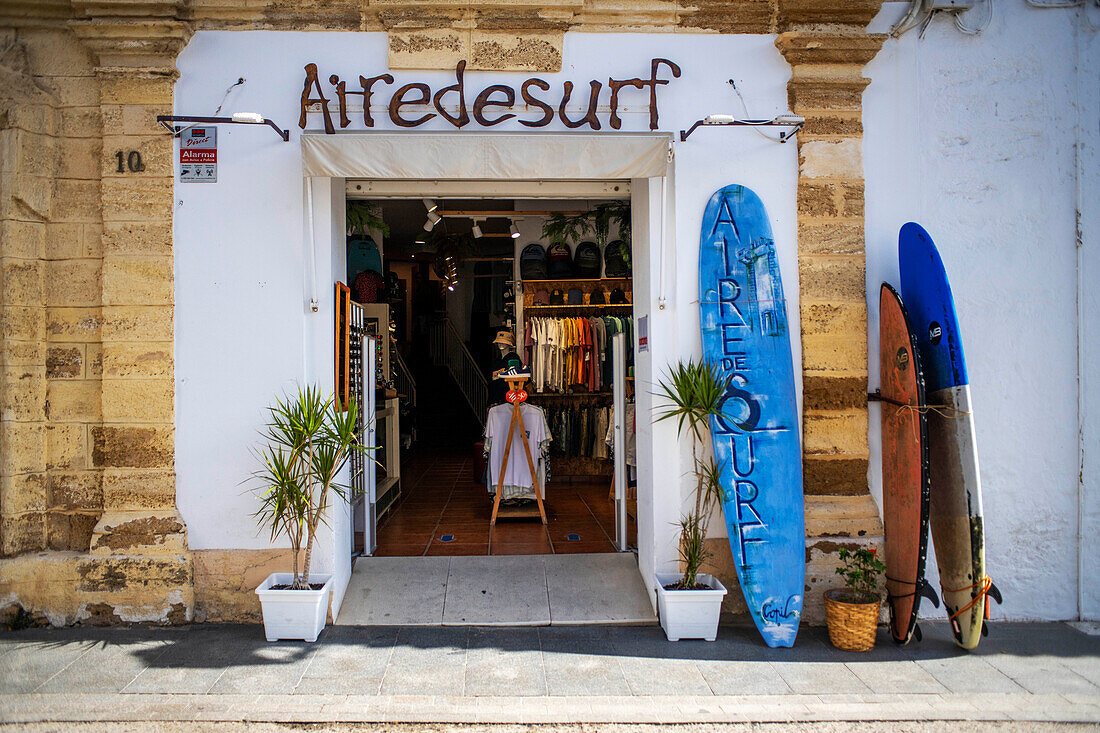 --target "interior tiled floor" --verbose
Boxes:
[374,447,635,556]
